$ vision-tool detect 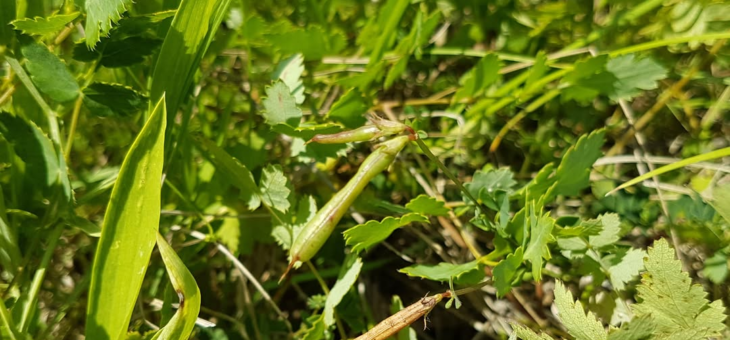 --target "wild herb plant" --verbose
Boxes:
[1,0,729,339]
